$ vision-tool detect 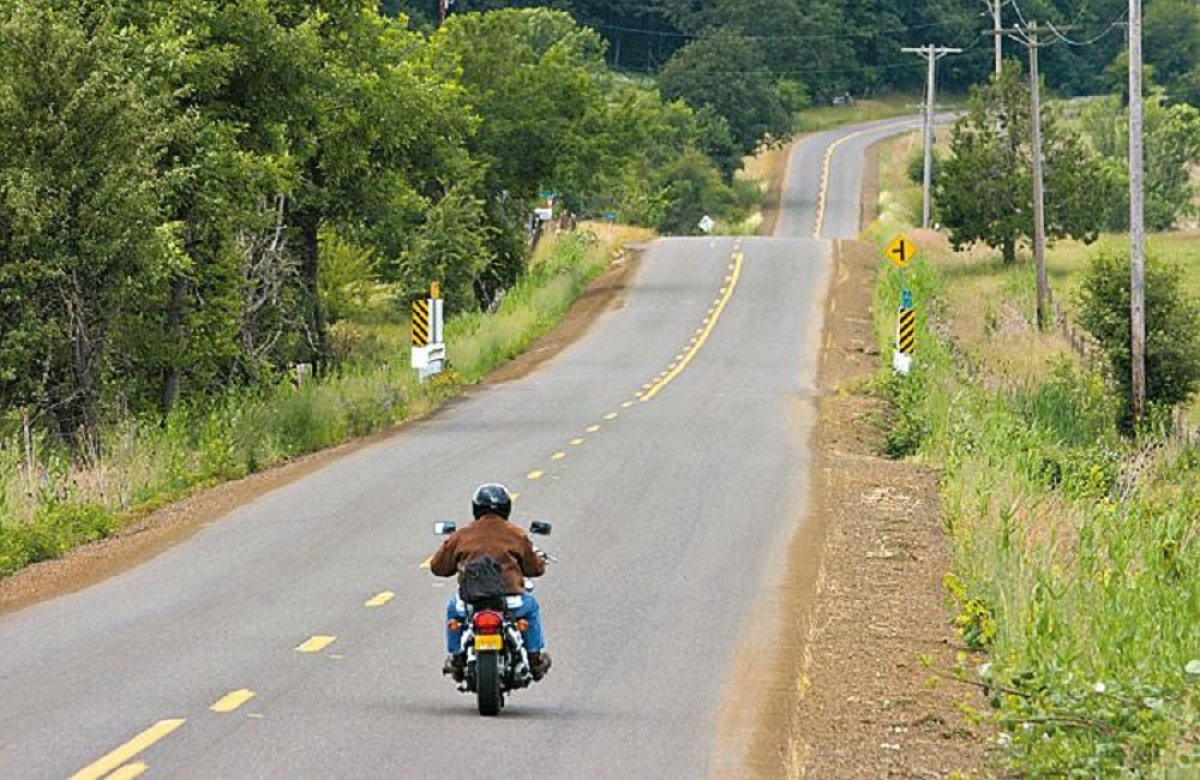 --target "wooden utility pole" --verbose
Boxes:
[1129,0,1147,422]
[902,45,962,228]
[992,0,1003,75]
[986,22,1075,331]
[438,0,447,25]
[1028,23,1050,331]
